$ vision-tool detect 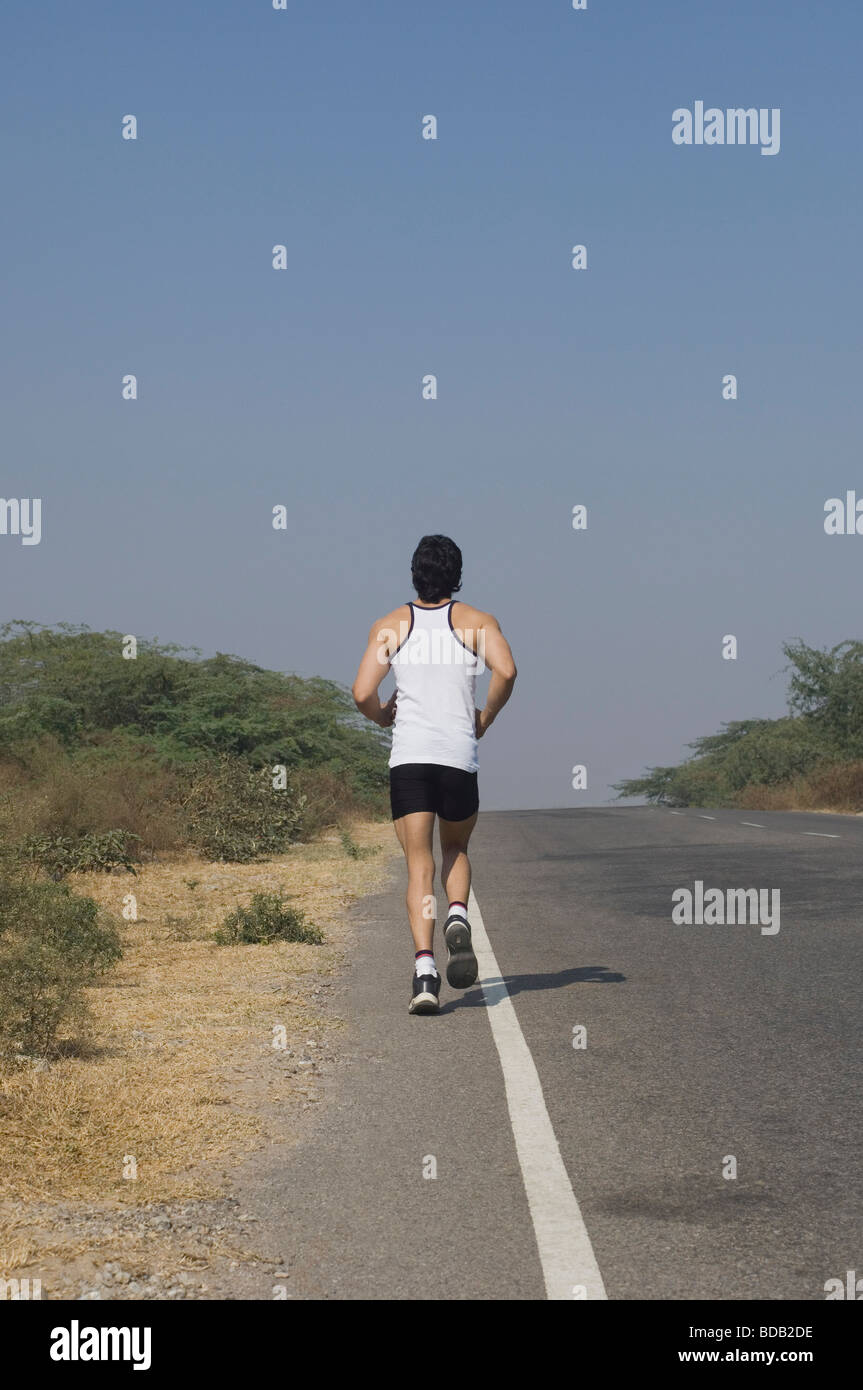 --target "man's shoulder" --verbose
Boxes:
[451,600,497,628]
[368,604,412,641]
